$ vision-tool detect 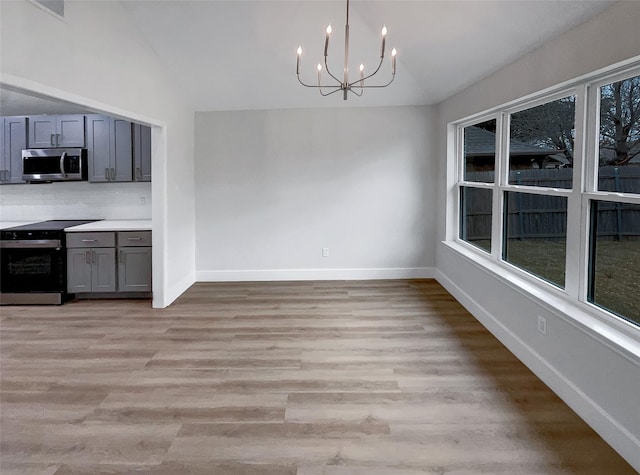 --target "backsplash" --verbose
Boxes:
[0,182,151,220]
